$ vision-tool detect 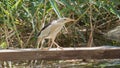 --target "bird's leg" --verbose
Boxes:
[49,37,56,48]
[49,40,54,49]
[48,37,63,49]
[37,38,41,48]
[50,38,63,49]
[37,38,44,49]
[40,39,45,49]
[47,39,51,47]
[53,41,63,49]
